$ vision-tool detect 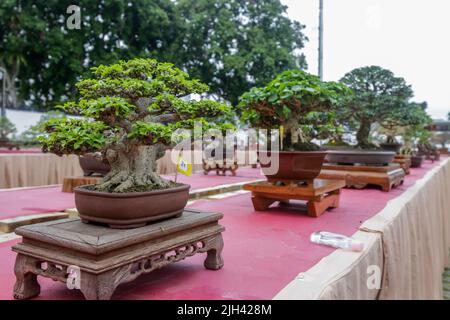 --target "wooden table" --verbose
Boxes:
[319,163,405,192]
[12,209,225,300]
[243,179,346,217]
